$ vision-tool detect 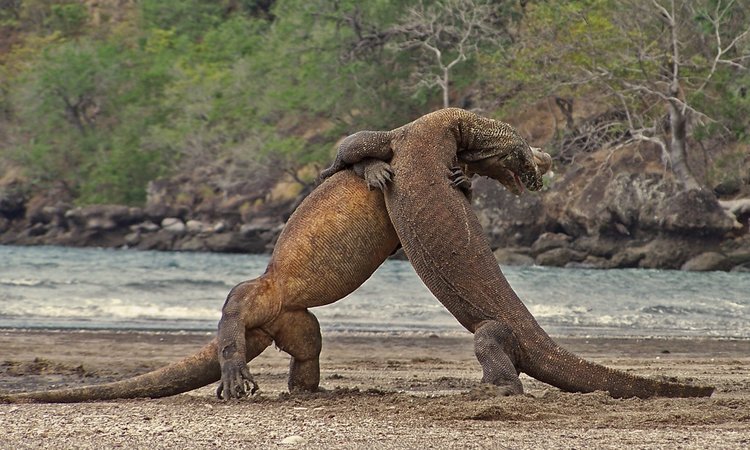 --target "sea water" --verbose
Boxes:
[1,245,748,338]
